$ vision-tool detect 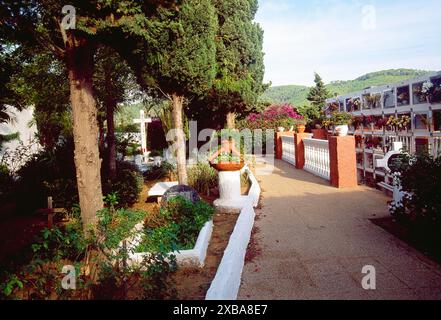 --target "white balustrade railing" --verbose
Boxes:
[281,135,296,165]
[303,138,330,180]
